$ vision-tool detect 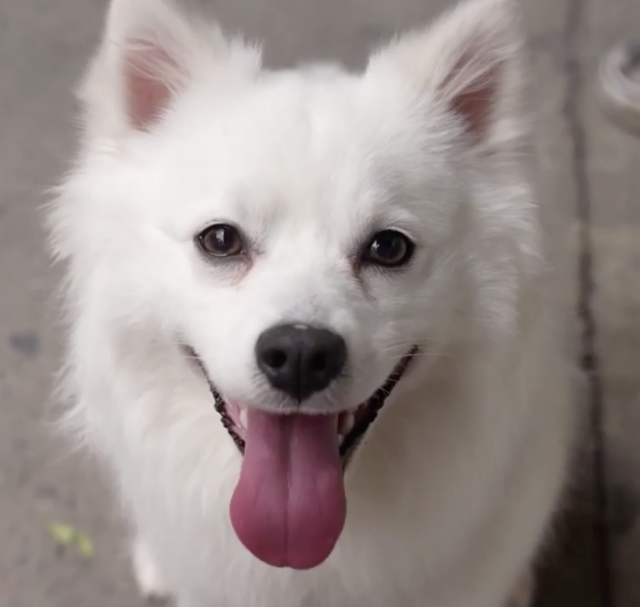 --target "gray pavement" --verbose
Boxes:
[0,0,638,605]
